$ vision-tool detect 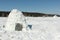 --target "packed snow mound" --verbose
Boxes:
[5,9,27,31]
[53,15,58,18]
